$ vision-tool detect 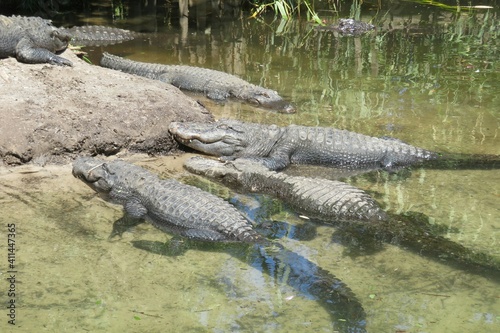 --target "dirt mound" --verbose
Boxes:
[0,50,212,165]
